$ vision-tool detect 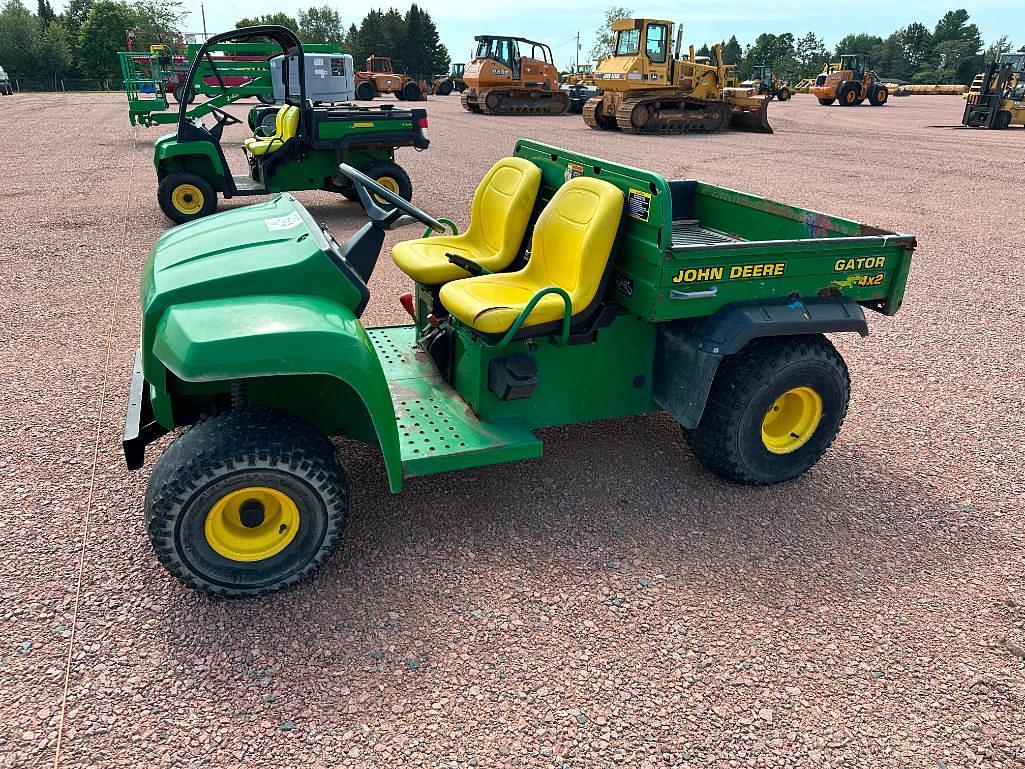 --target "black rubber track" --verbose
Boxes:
[144,407,349,597]
[682,335,851,485]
